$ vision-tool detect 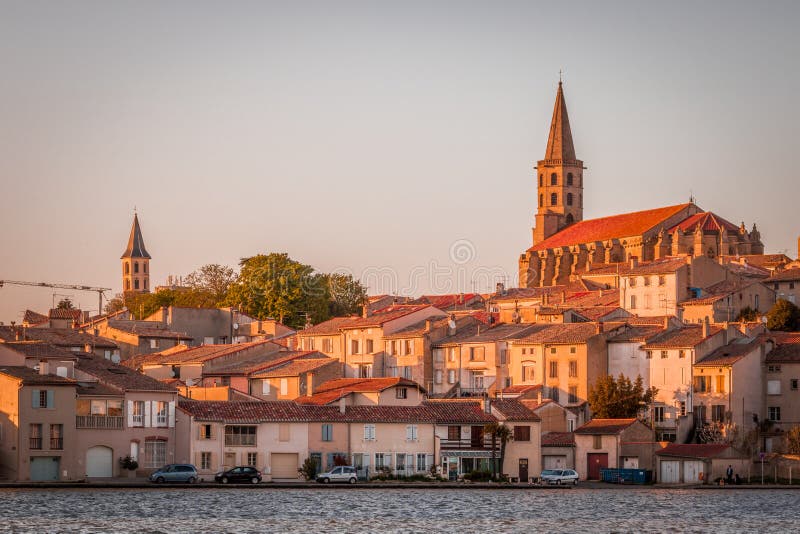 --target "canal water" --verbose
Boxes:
[0,487,794,533]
